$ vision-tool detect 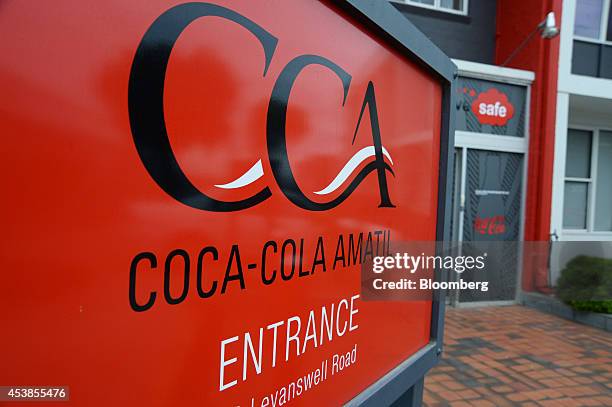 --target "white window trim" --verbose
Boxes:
[452,59,535,85]
[573,0,612,44]
[563,125,612,235]
[391,0,469,16]
[573,34,612,45]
